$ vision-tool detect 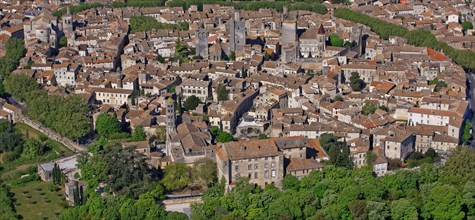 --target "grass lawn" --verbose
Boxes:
[10,181,68,220]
